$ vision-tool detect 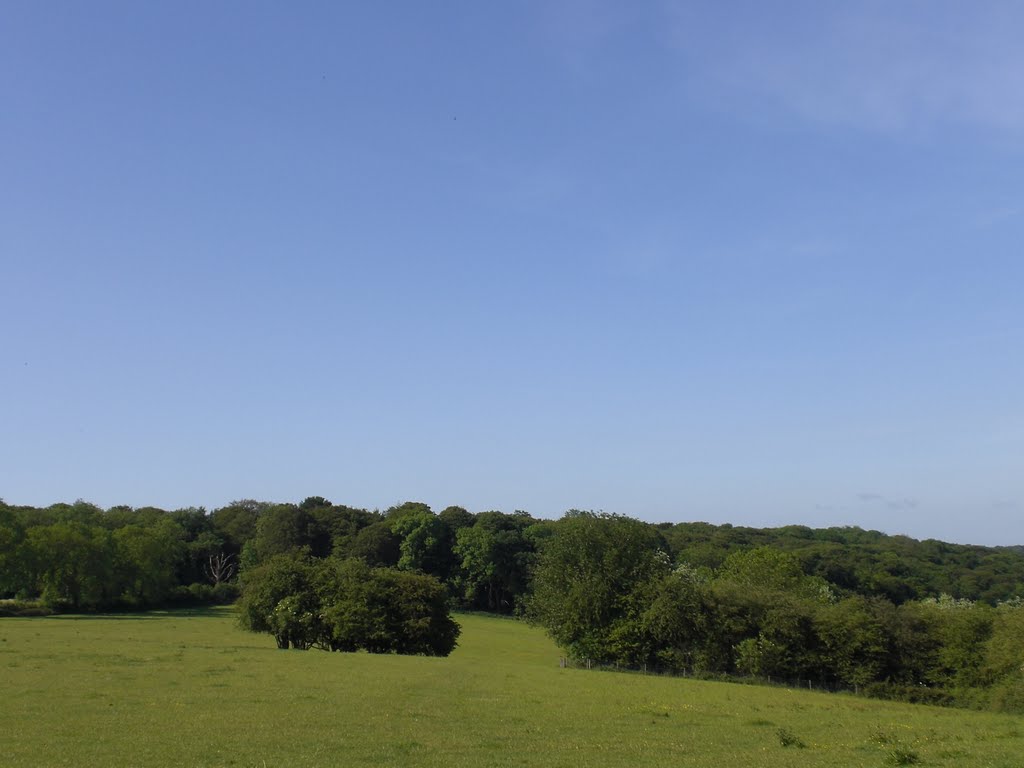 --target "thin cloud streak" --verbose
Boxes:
[857,492,920,512]
[664,1,1024,135]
